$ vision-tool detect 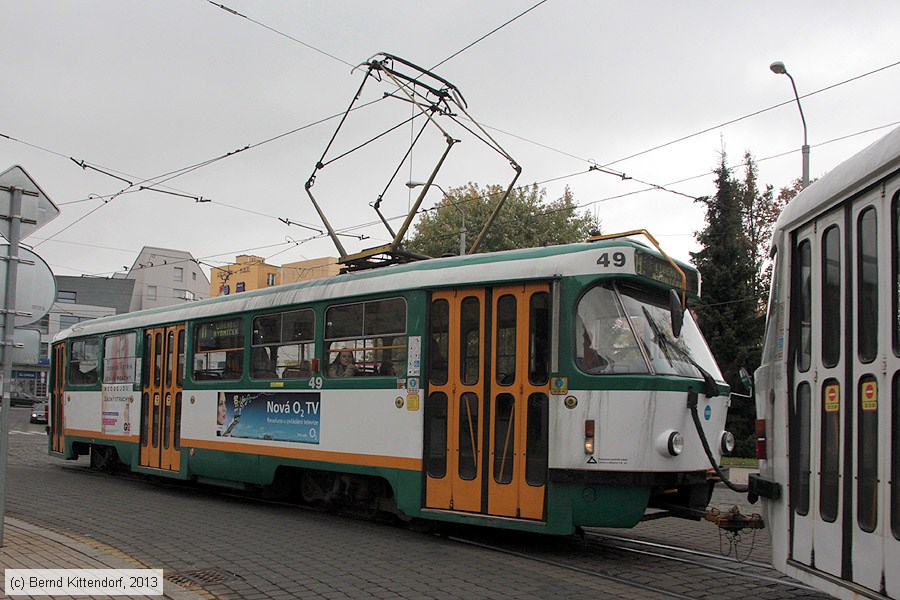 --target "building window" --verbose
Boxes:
[221,285,230,296]
[147,286,157,300]
[59,314,87,330]
[173,289,194,301]
[192,272,197,281]
[174,267,183,282]
[39,342,49,360]
[236,282,245,293]
[267,273,276,286]
[57,291,76,304]
[37,315,50,334]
